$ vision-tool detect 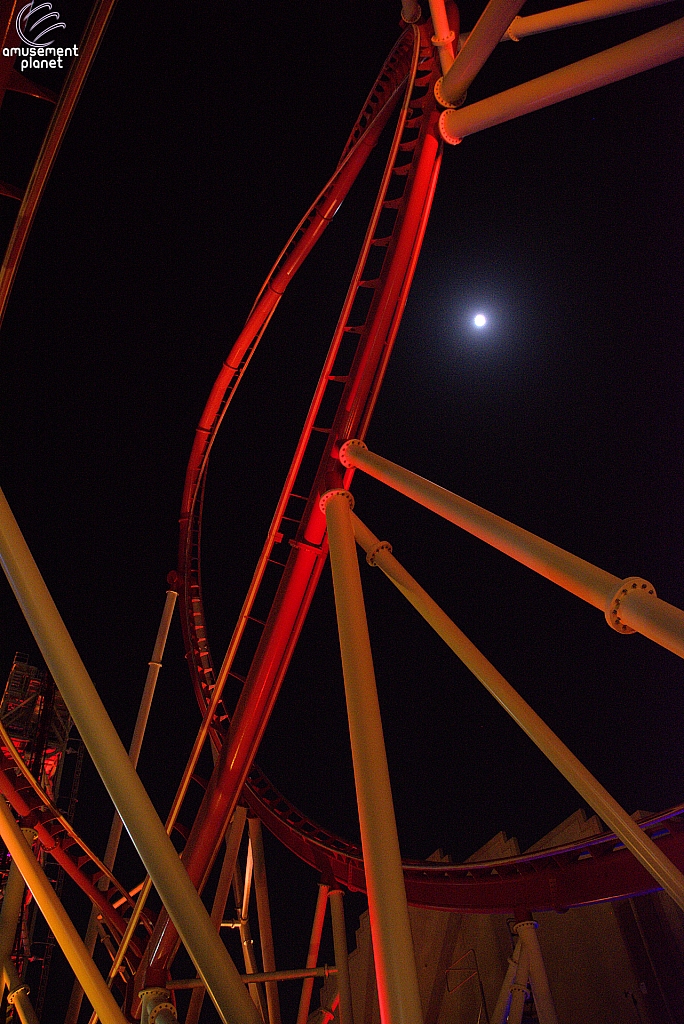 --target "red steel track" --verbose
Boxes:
[2,0,683,1004]
[153,2,684,983]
